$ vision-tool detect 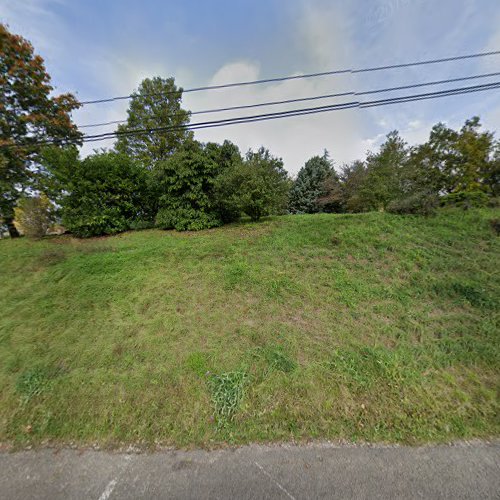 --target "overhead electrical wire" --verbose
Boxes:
[78,71,500,129]
[4,80,497,150]
[79,49,500,105]
[81,81,500,141]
